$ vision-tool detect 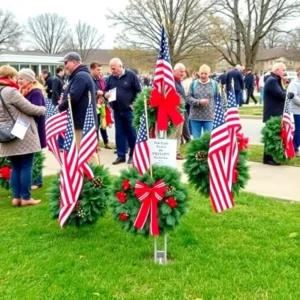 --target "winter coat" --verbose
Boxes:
[244,73,255,89]
[0,85,46,157]
[226,69,244,92]
[58,65,97,130]
[263,73,286,122]
[51,75,64,105]
[288,77,300,115]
